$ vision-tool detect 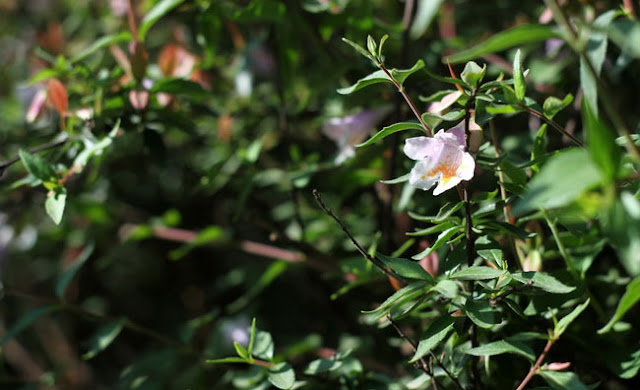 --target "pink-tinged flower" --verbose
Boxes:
[404,123,475,195]
[323,106,392,164]
[428,91,462,114]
